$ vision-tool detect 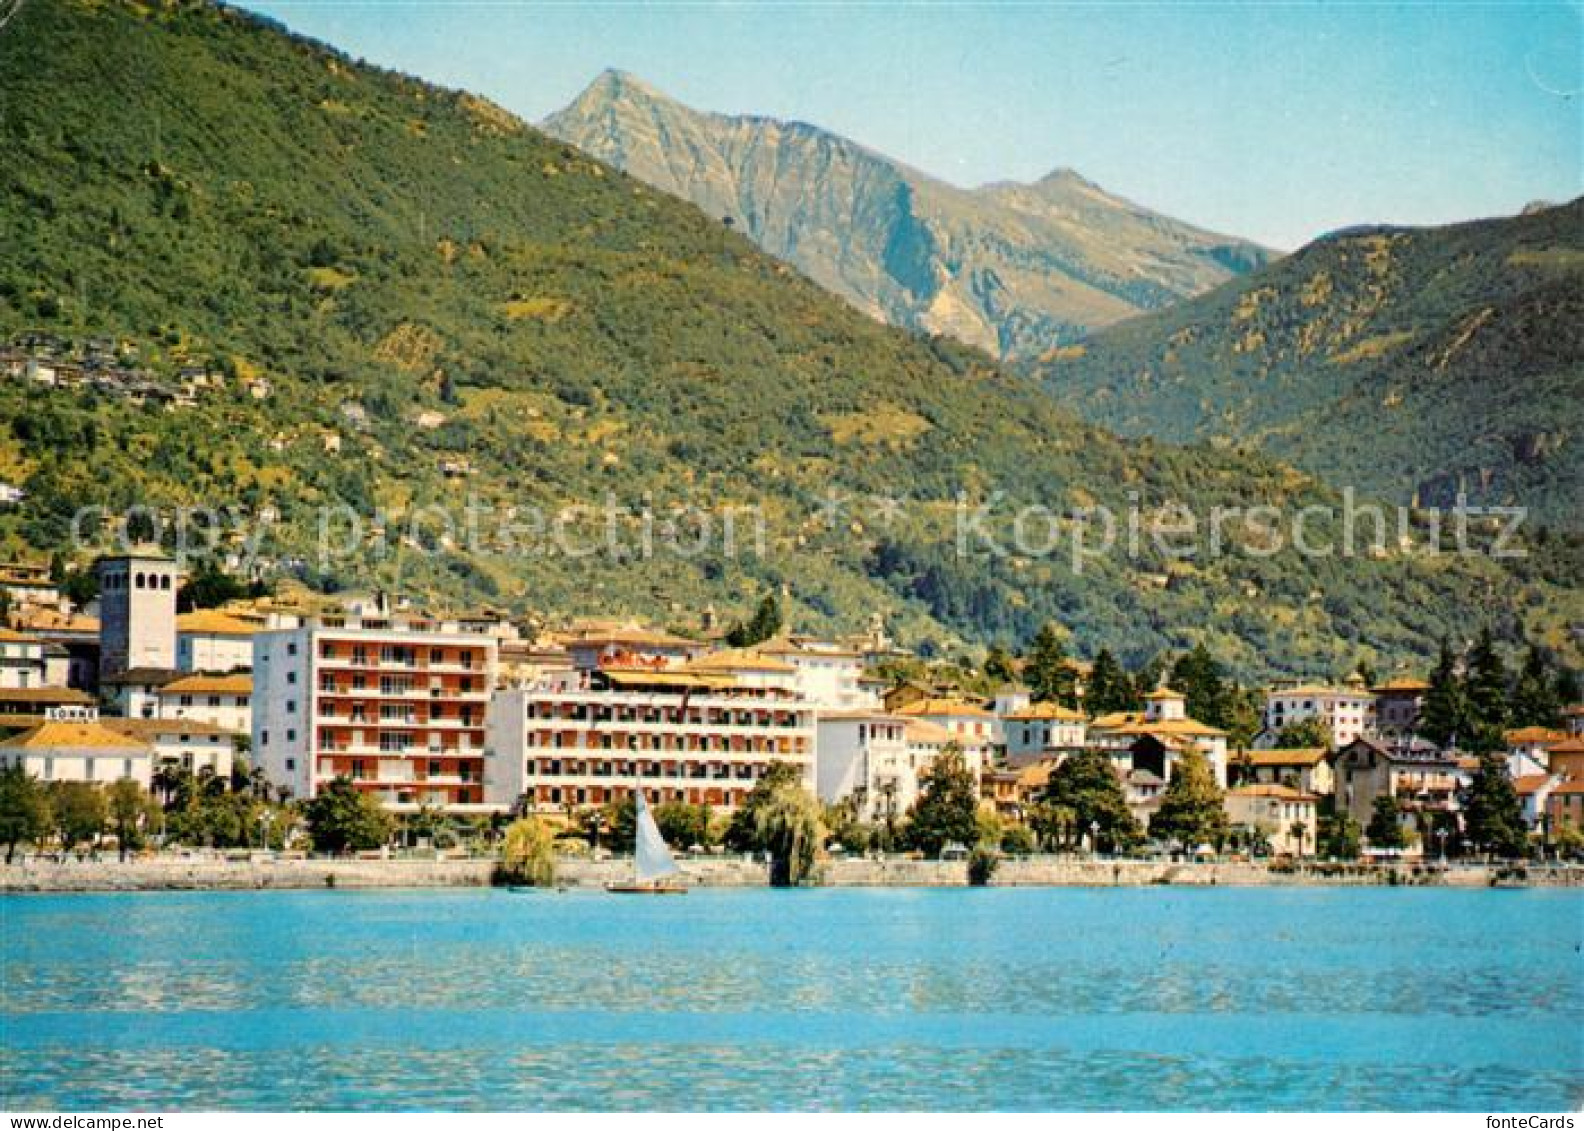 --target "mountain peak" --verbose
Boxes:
[568,68,670,110]
[543,76,1274,360]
